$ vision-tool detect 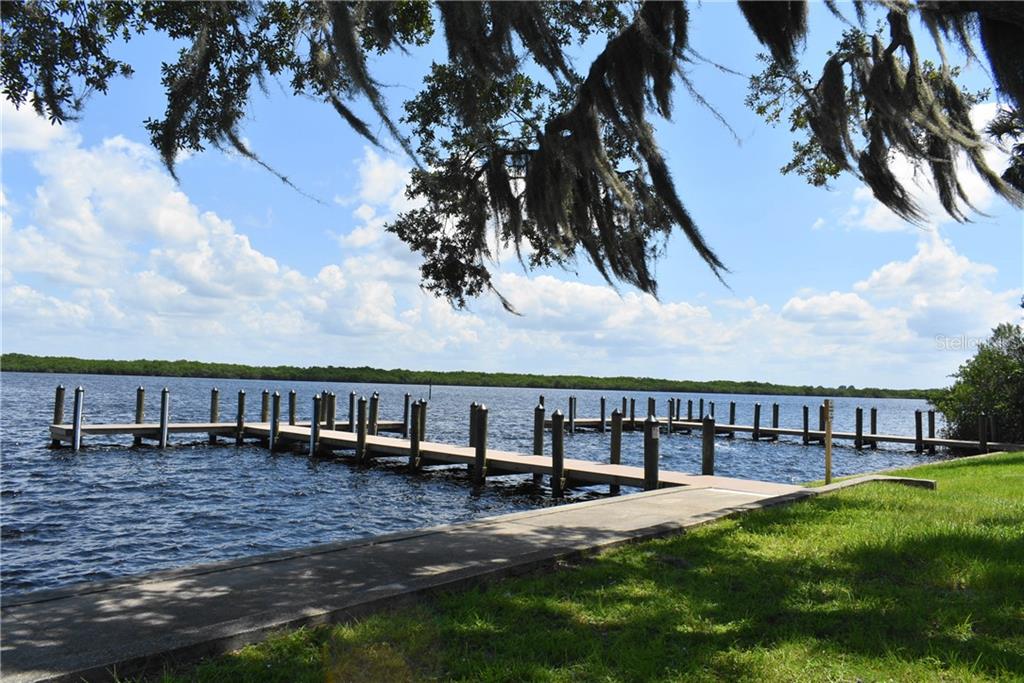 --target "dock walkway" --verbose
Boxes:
[3,472,934,682]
